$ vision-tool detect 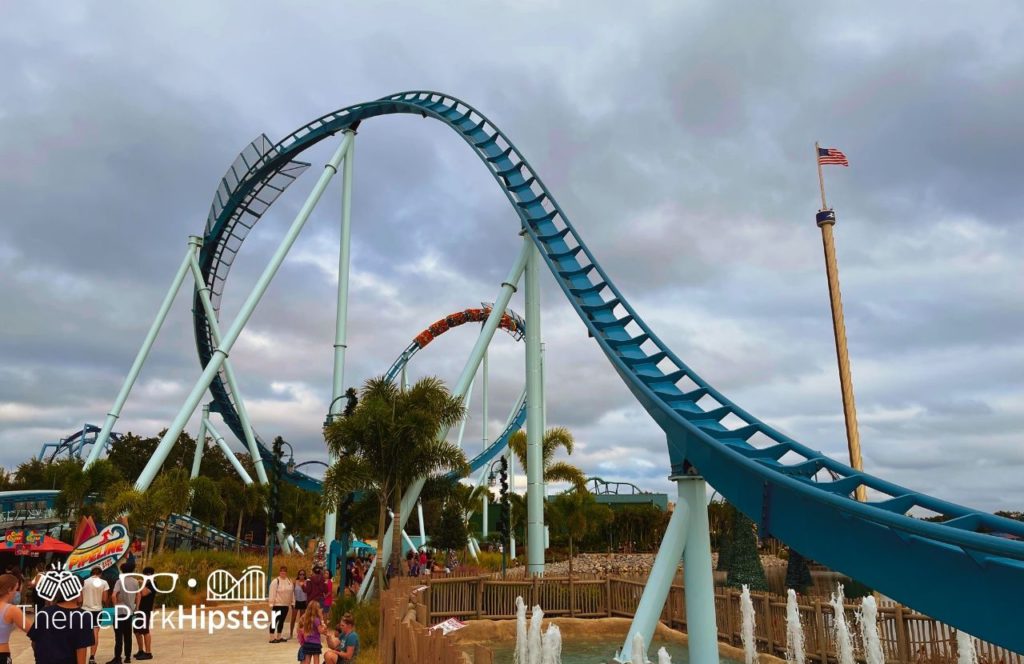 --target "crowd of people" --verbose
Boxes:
[263,565,360,664]
[0,558,370,664]
[0,559,158,664]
